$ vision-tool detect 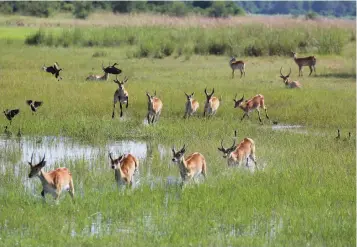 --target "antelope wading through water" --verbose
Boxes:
[146,91,163,124]
[279,67,302,88]
[171,145,207,187]
[233,94,270,123]
[184,92,199,118]
[27,153,74,201]
[203,88,220,117]
[112,76,129,118]
[292,52,316,76]
[218,131,257,172]
[229,57,246,79]
[109,152,139,187]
